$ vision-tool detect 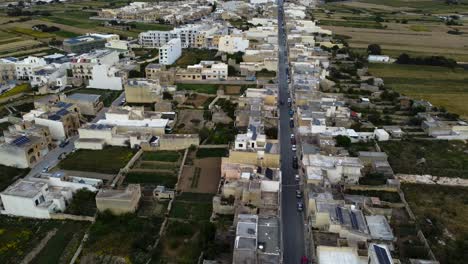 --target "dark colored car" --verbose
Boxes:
[290,120,294,128]
[59,140,69,148]
[292,156,298,169]
[289,109,294,116]
[291,138,296,144]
